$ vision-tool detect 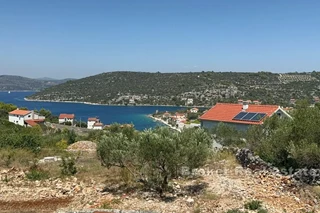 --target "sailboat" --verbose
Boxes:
[8,91,11,94]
